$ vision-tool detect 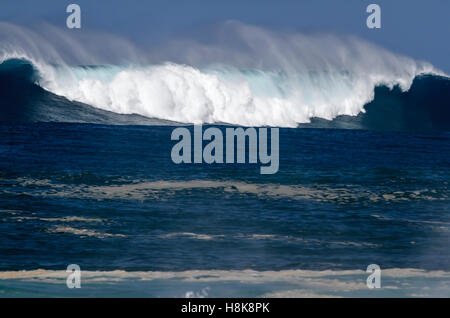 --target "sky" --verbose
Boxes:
[0,0,449,72]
